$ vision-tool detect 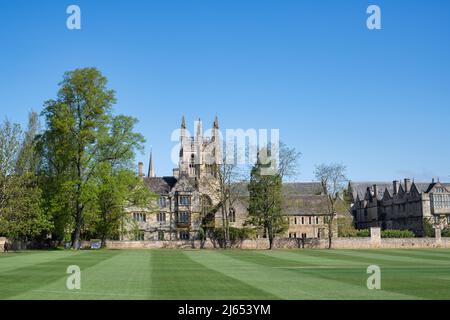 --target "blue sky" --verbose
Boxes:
[1,0,449,181]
